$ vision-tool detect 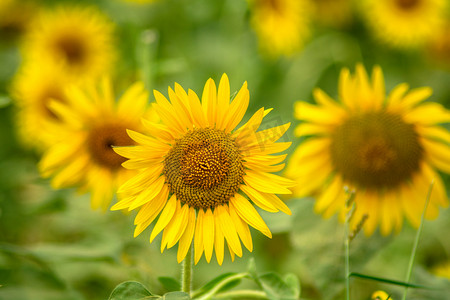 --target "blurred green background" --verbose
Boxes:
[1,0,450,299]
